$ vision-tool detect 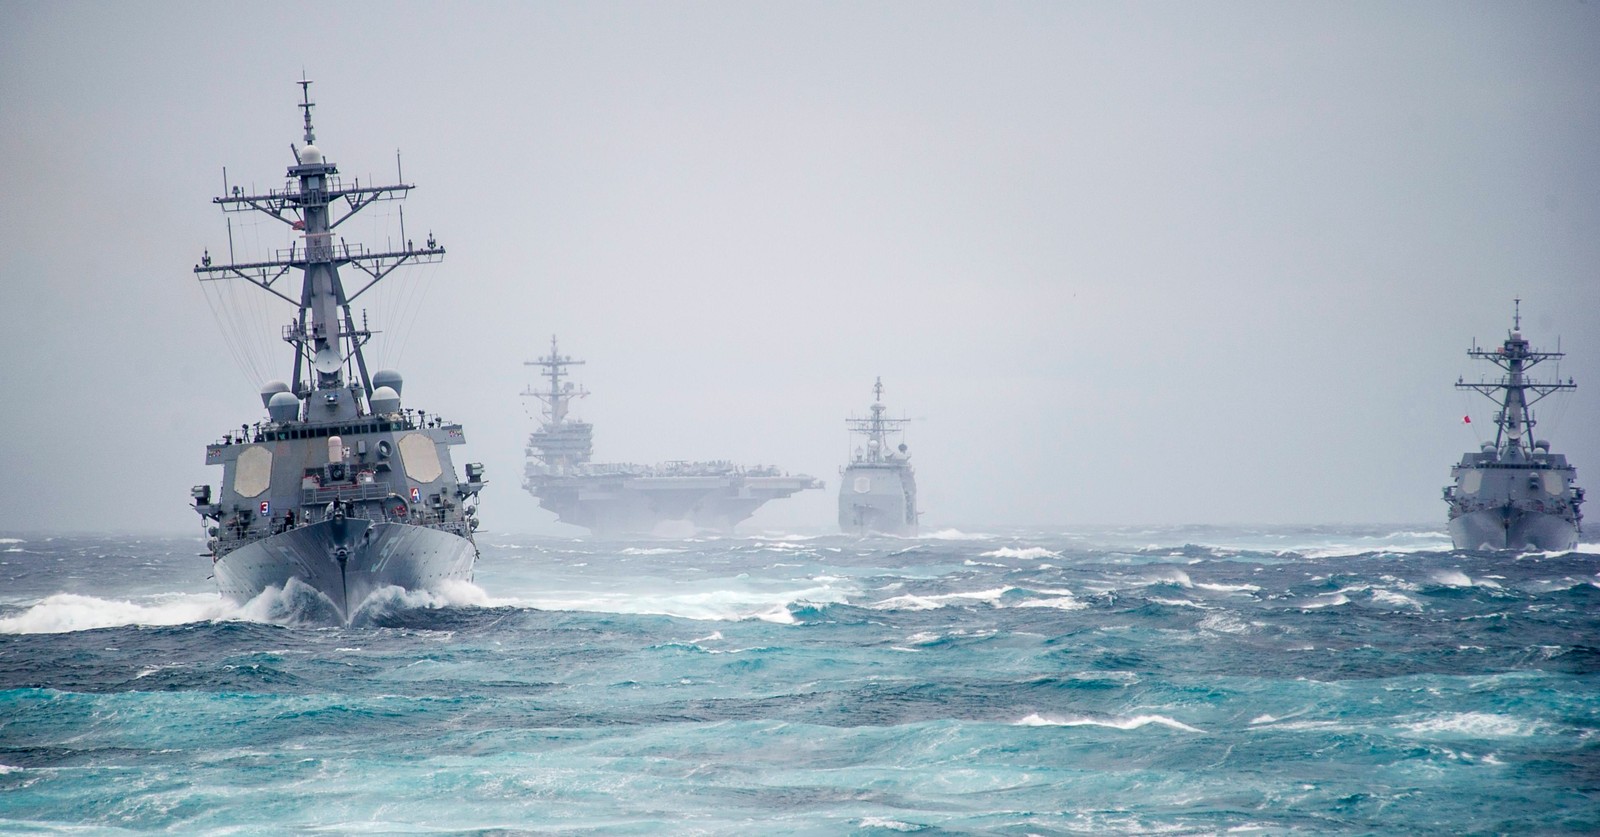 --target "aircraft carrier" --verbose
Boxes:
[1443,300,1584,551]
[521,337,822,536]
[189,81,485,621]
[839,378,918,536]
